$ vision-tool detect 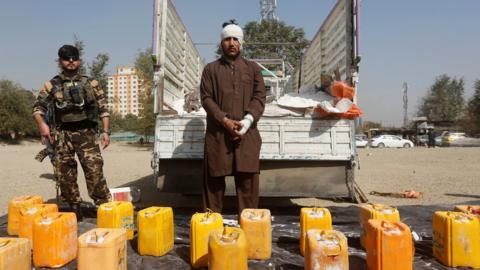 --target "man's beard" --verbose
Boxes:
[62,65,79,73]
[223,51,240,61]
